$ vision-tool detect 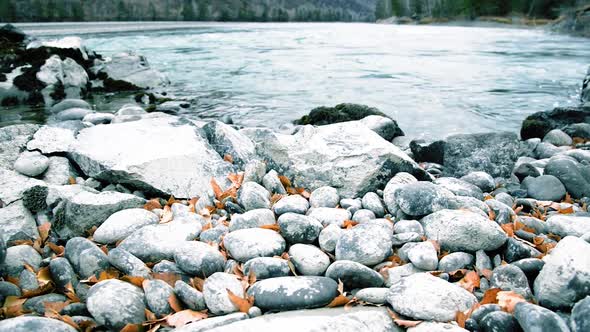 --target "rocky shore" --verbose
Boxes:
[0,24,590,332]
